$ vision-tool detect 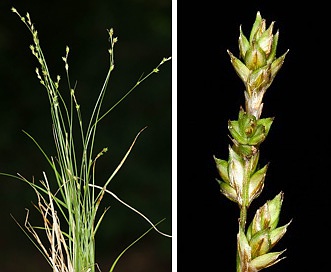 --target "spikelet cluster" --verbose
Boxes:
[214,12,291,271]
